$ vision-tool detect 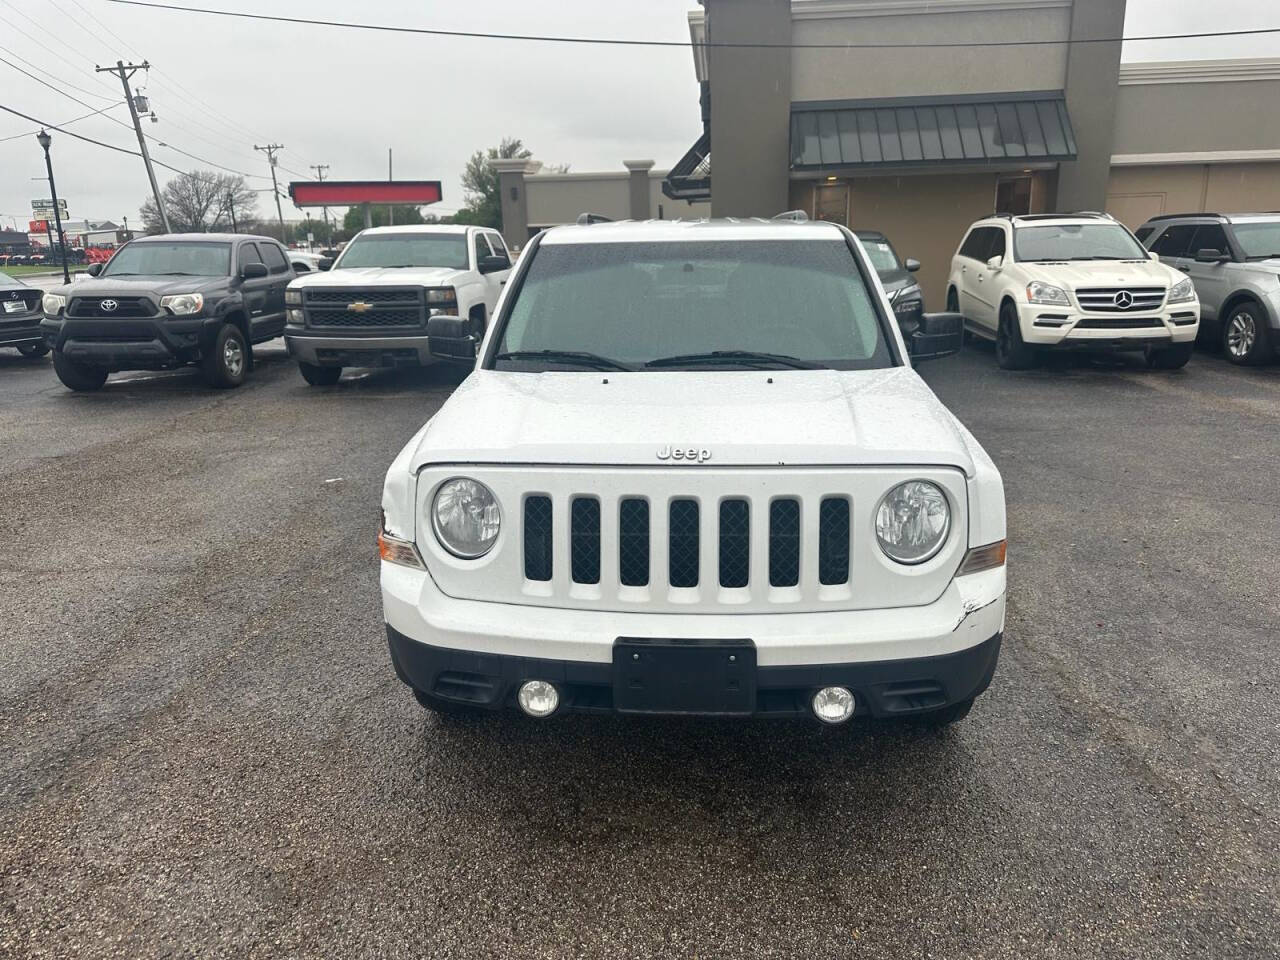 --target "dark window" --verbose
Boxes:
[987,228,1007,260]
[473,232,492,267]
[238,242,264,272]
[1190,224,1230,257]
[292,261,312,272]
[1134,226,1155,244]
[996,176,1032,216]
[486,233,509,259]
[261,243,289,274]
[1149,224,1198,258]
[959,228,990,260]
